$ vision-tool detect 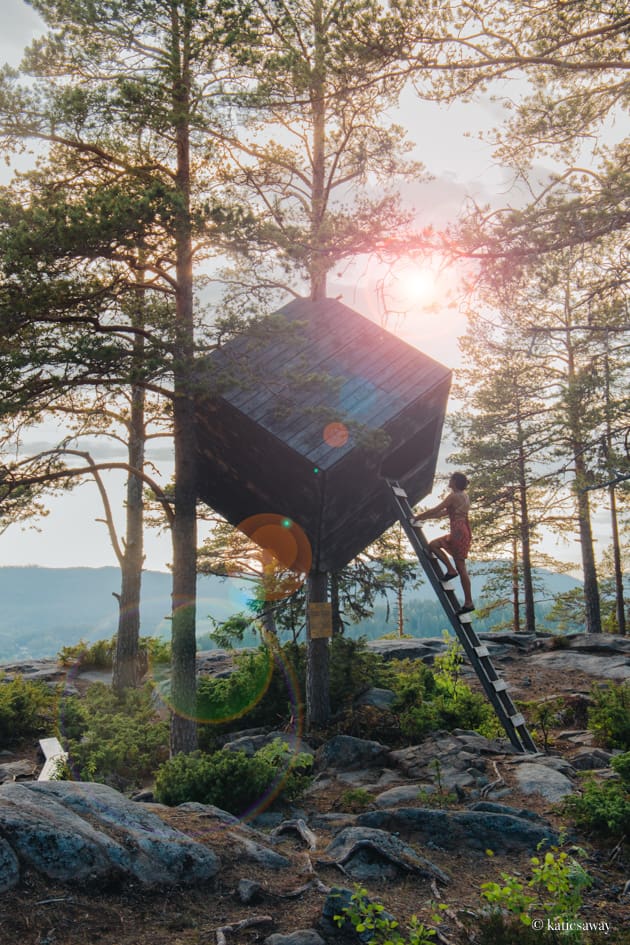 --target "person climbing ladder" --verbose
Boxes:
[411,472,474,616]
